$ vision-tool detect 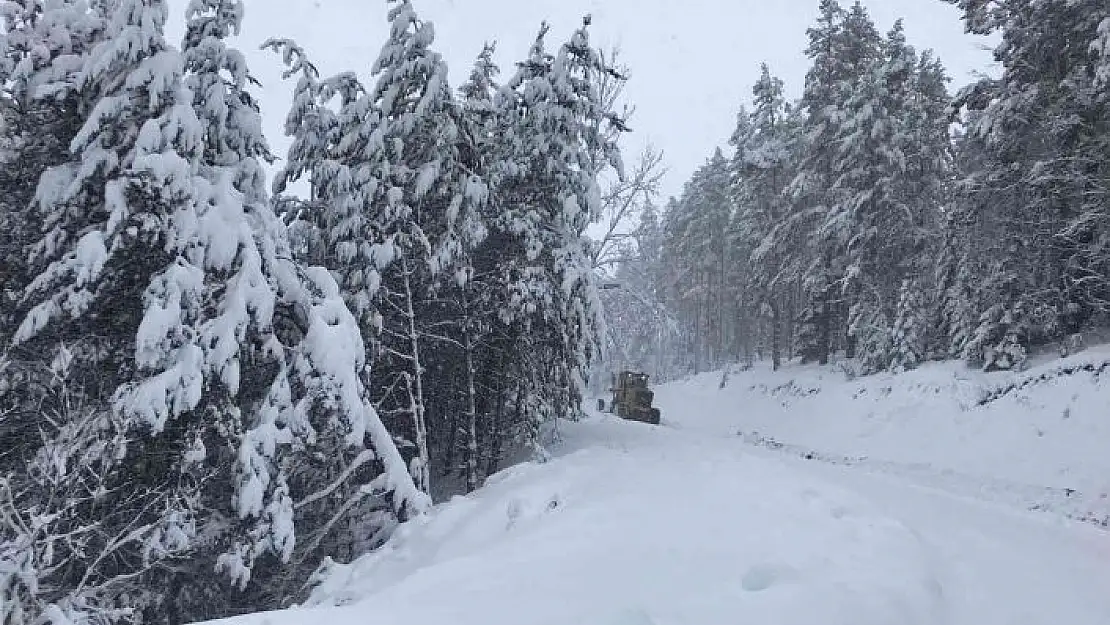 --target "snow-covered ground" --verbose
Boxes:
[660,345,1110,525]
[199,349,1110,625]
[209,417,949,624]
